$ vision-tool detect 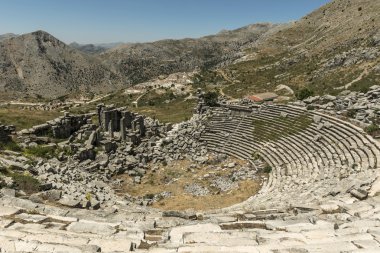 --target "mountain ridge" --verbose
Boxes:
[0,30,125,99]
[100,23,280,84]
[217,0,380,97]
[1,0,379,100]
